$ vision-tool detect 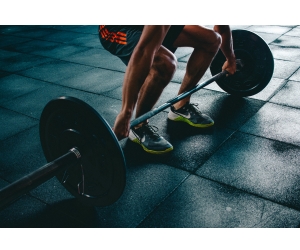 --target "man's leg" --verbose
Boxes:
[172,25,221,108]
[167,25,221,128]
[128,46,177,154]
[135,46,177,119]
